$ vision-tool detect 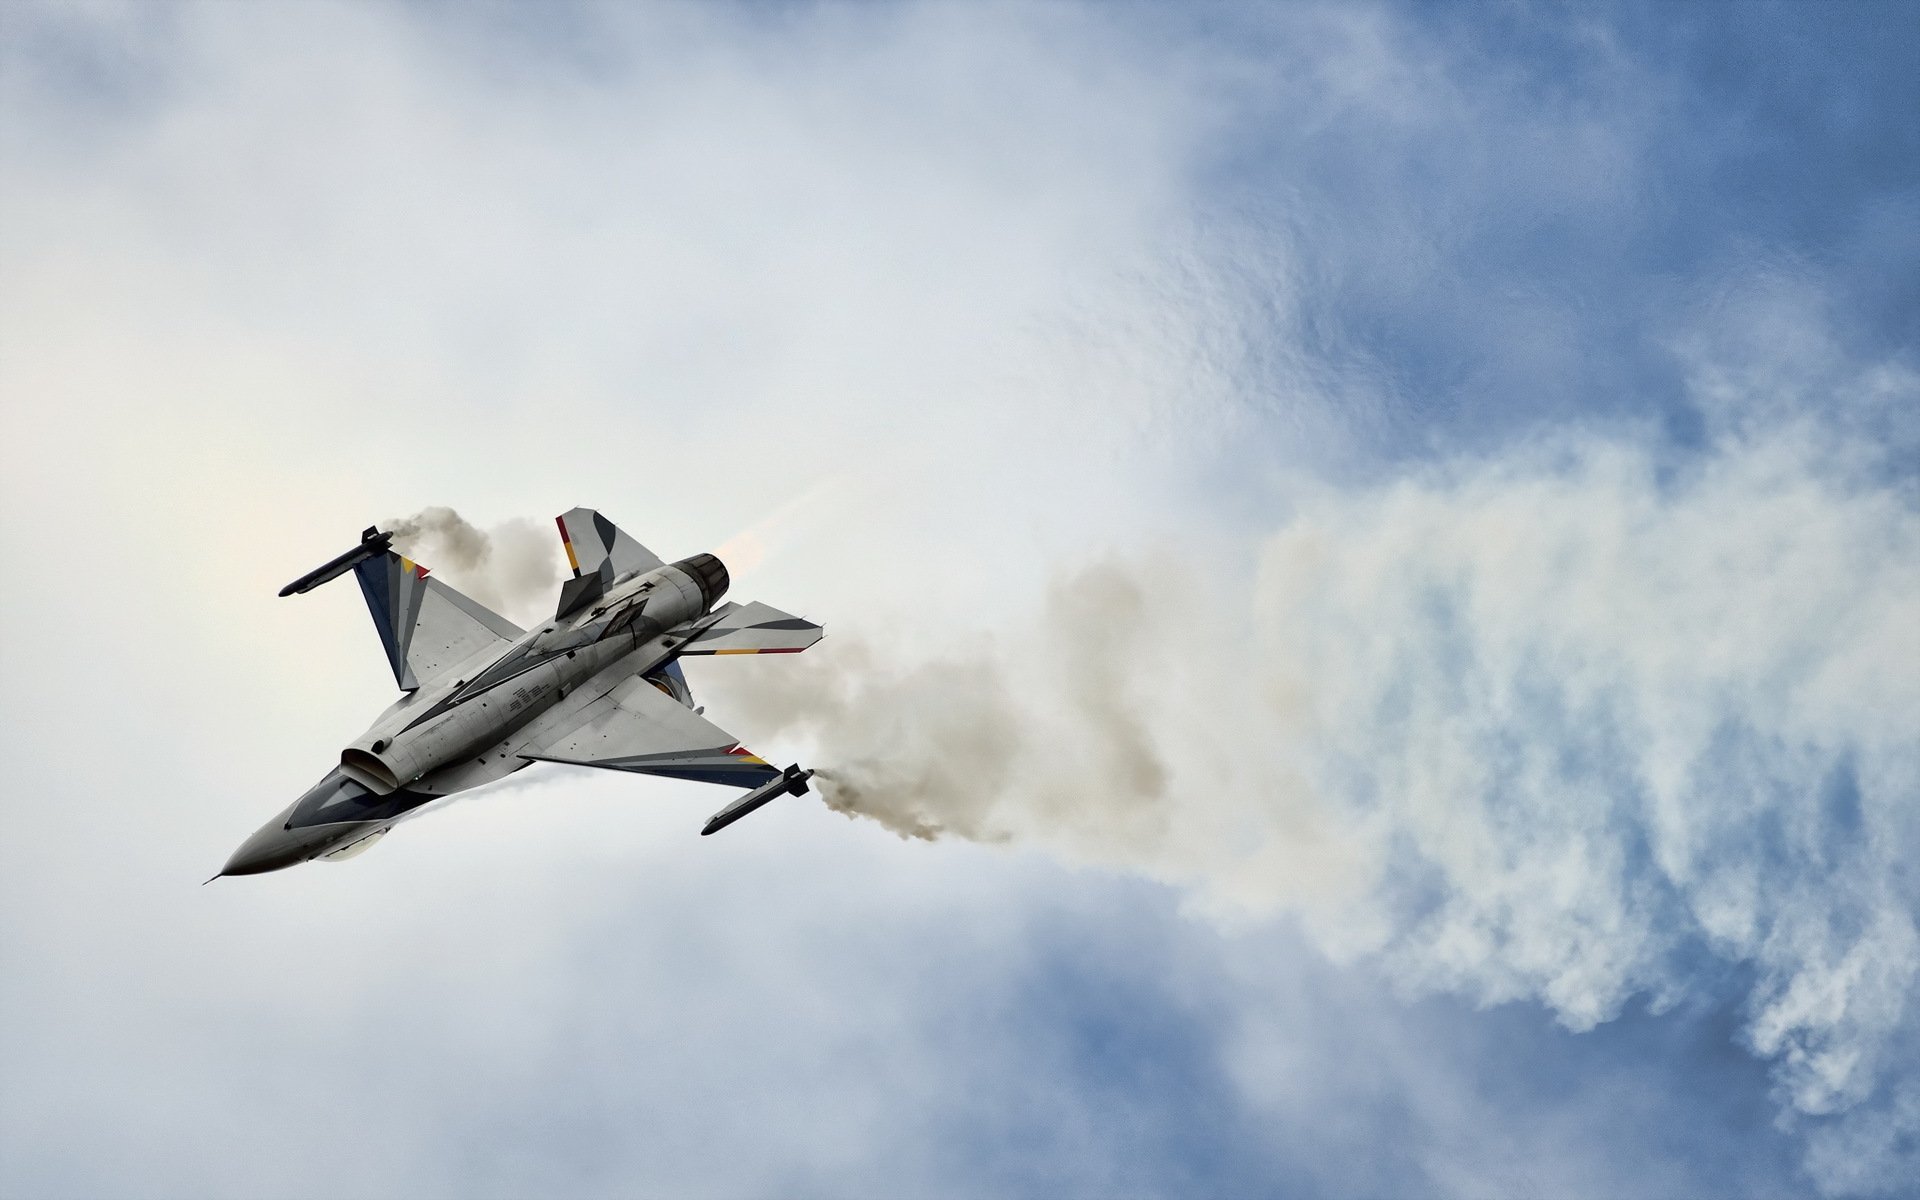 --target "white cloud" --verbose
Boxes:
[2,2,1914,1196]
[717,335,1920,1190]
